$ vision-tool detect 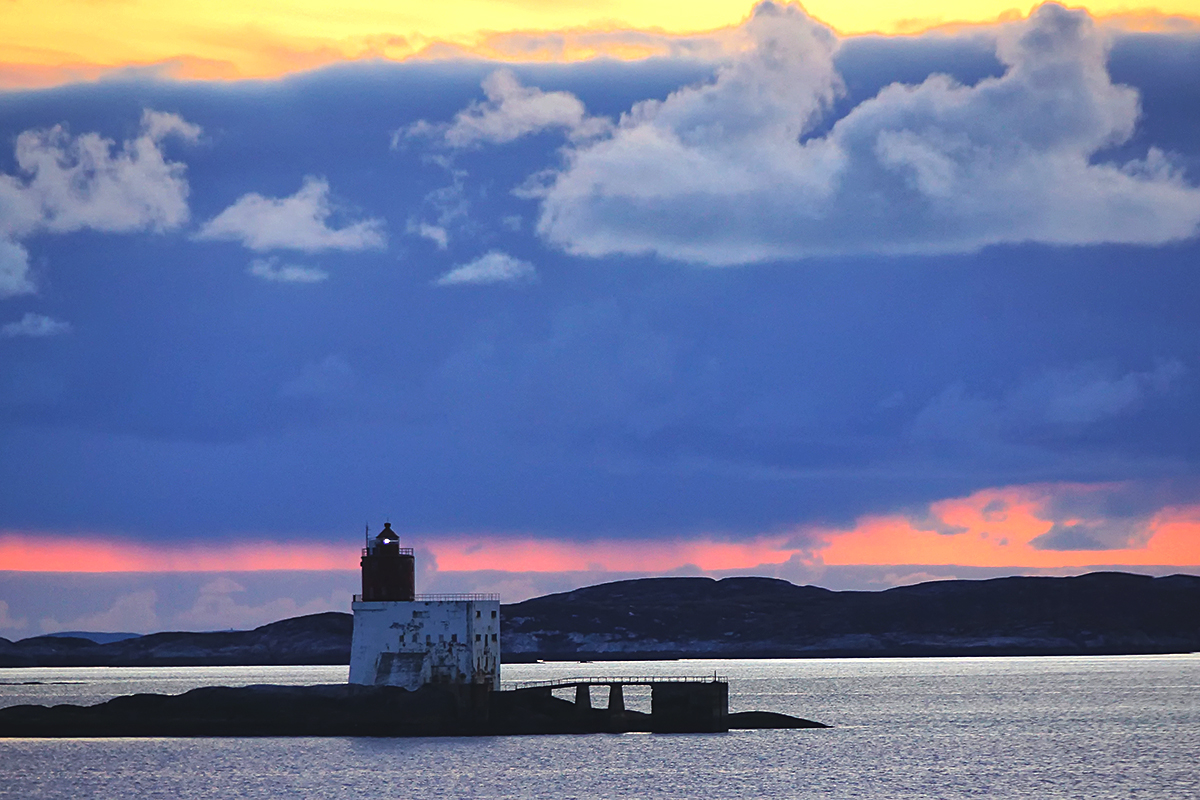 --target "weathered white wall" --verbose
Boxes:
[349,599,500,690]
